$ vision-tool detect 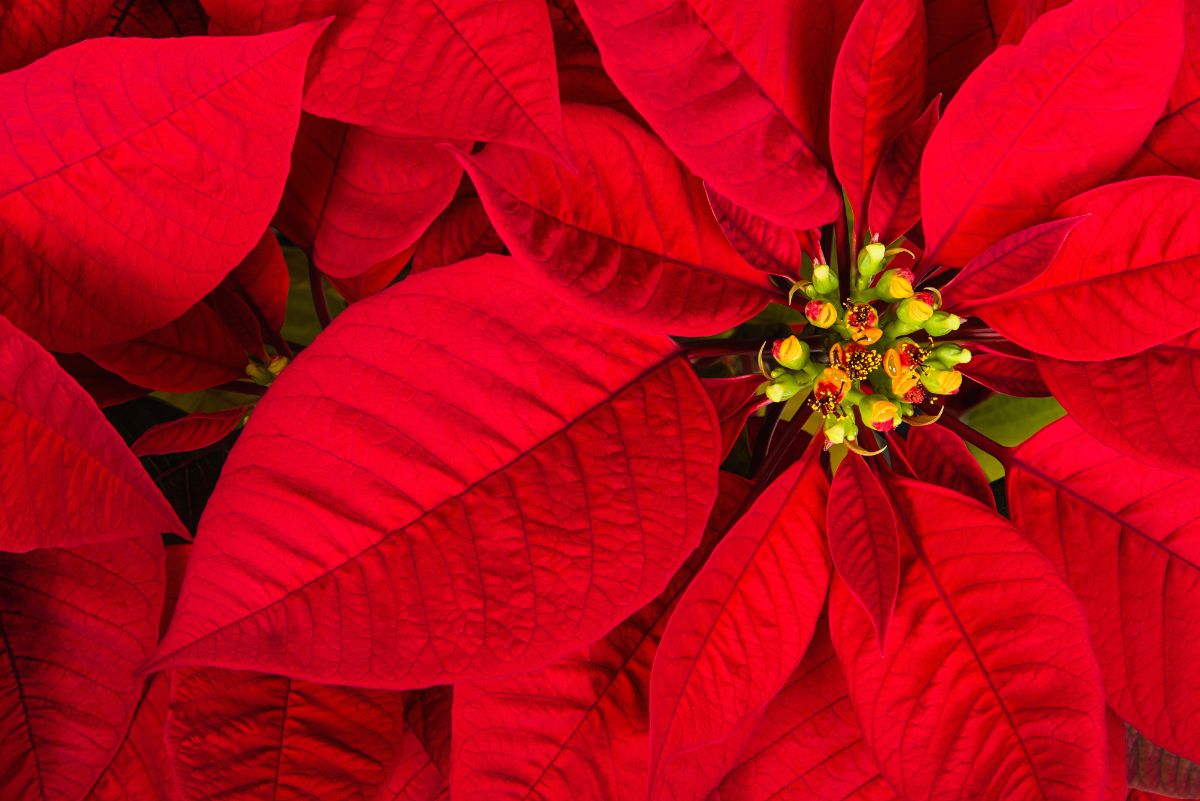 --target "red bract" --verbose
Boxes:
[5,0,1200,798]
